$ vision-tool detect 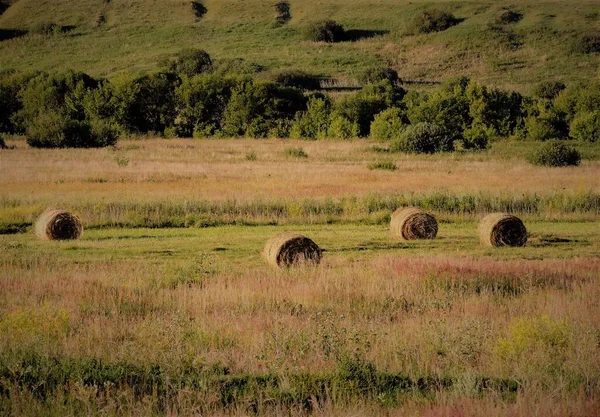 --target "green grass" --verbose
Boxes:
[1,0,600,90]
